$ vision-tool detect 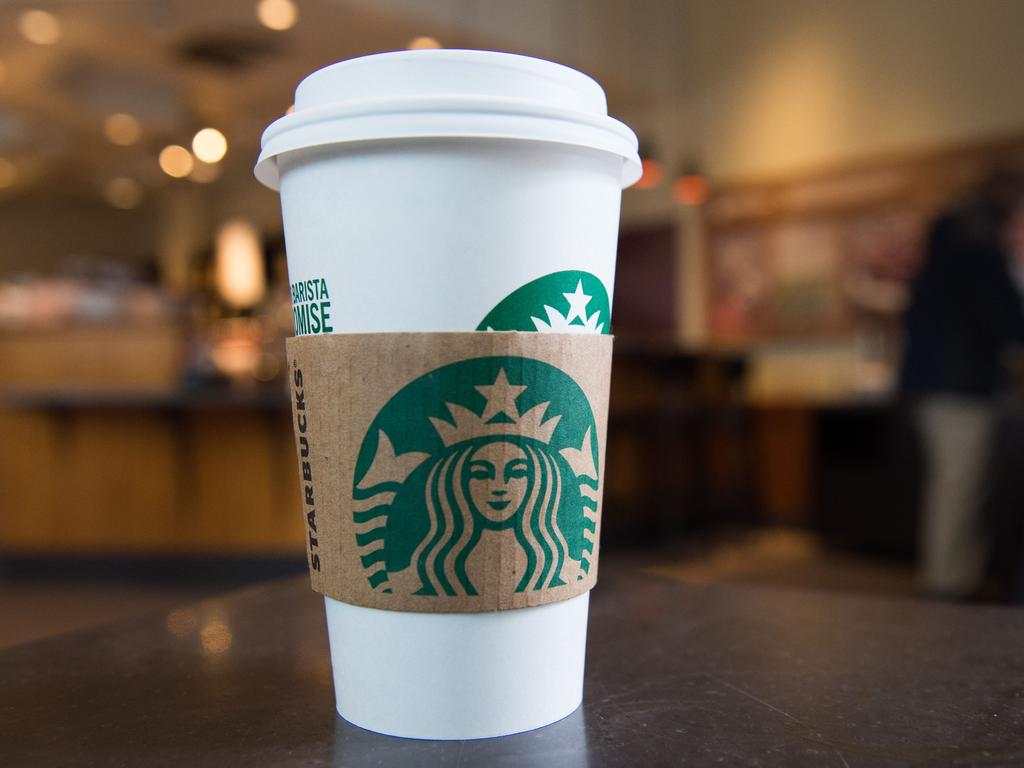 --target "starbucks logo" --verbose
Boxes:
[477,270,611,334]
[352,357,599,597]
